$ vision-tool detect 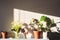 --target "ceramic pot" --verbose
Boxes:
[43,31,48,39]
[1,32,5,39]
[33,31,42,39]
[33,31,38,39]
